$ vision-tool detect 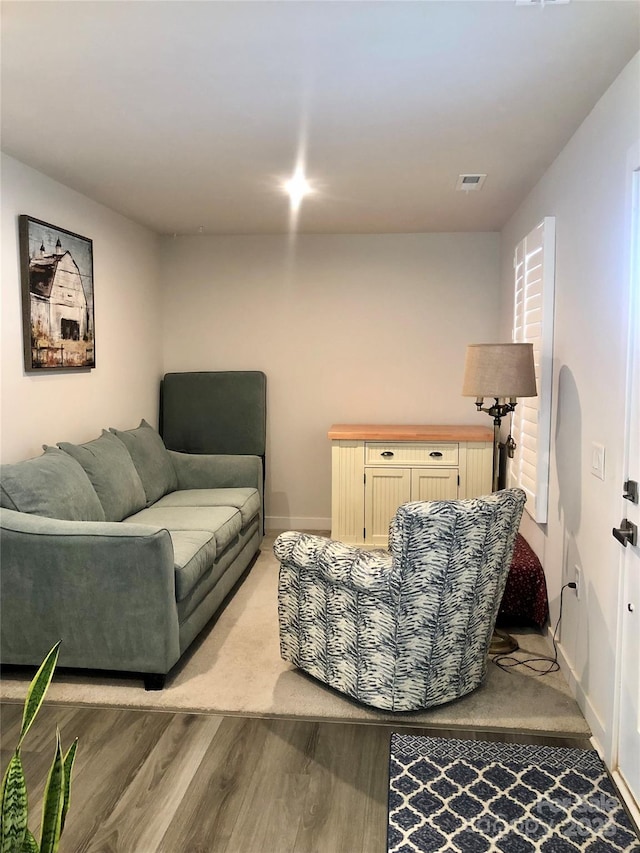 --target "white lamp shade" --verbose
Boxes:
[462,343,537,398]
